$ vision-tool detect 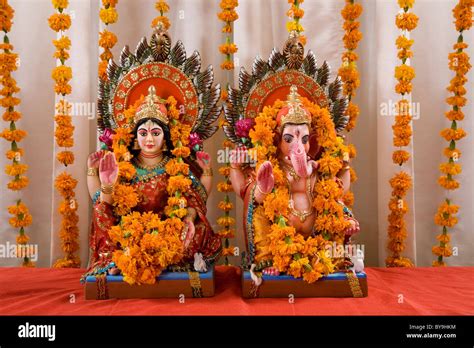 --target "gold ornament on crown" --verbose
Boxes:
[134,86,169,127]
[278,86,311,132]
